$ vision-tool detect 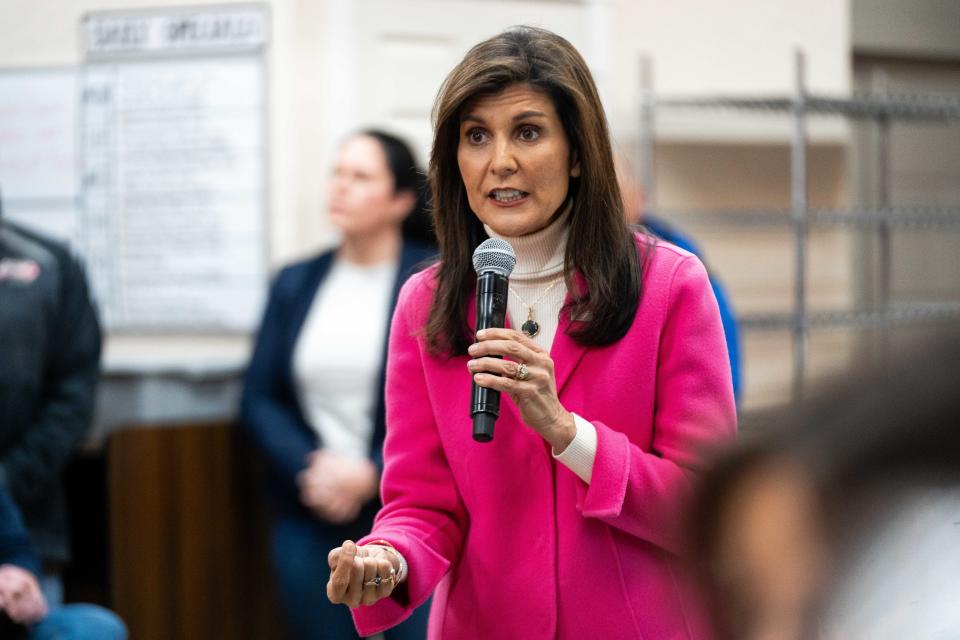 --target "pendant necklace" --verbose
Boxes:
[509,277,564,338]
